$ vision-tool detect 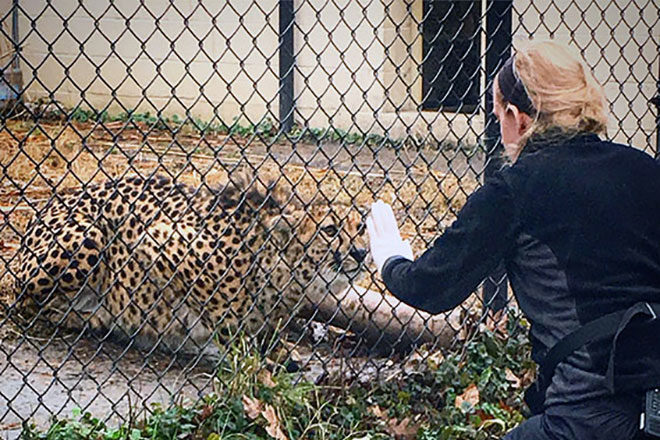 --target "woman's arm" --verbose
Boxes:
[381,175,519,314]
